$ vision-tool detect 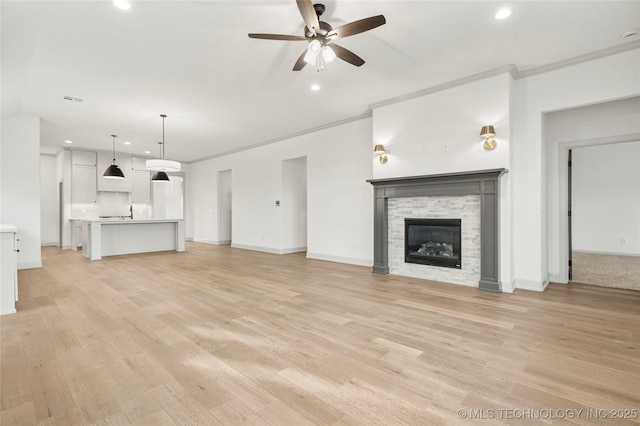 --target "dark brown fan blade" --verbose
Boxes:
[296,0,320,34]
[292,49,308,71]
[328,15,386,39]
[248,33,307,41]
[329,43,365,67]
